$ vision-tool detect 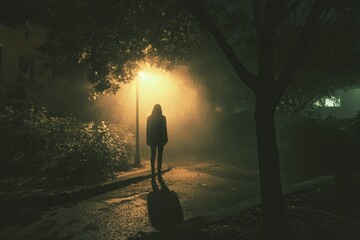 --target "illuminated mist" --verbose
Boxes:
[95,65,218,161]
